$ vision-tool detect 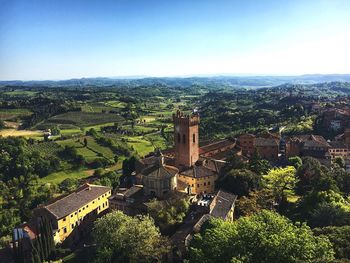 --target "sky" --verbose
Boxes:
[0,0,350,80]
